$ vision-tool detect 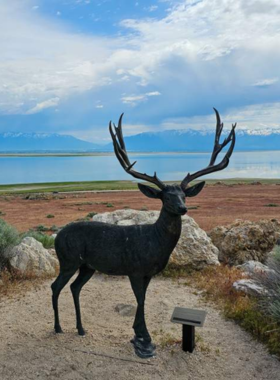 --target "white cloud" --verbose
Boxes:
[0,2,121,114]
[146,5,158,12]
[252,78,279,88]
[161,103,280,132]
[121,91,161,106]
[1,0,280,124]
[26,97,60,114]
